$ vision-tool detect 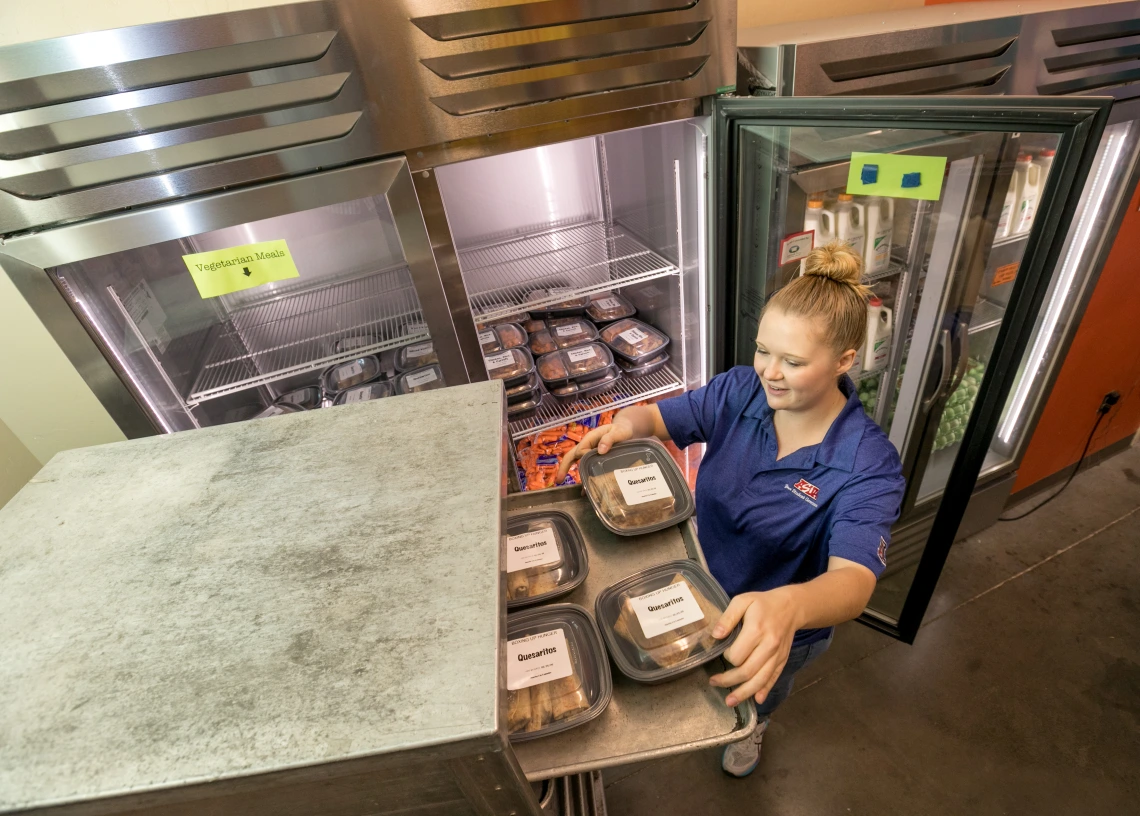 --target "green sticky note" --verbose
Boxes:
[182,240,300,299]
[846,152,948,201]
